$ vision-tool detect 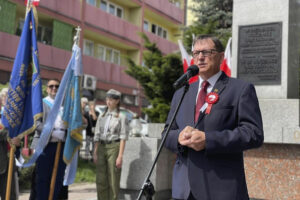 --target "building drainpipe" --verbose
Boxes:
[136,0,146,117]
[79,0,85,49]
[184,0,187,26]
